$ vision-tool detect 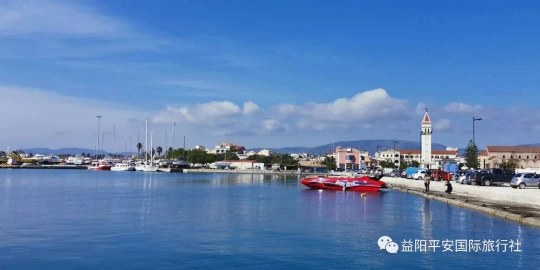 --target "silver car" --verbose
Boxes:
[510,173,540,189]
